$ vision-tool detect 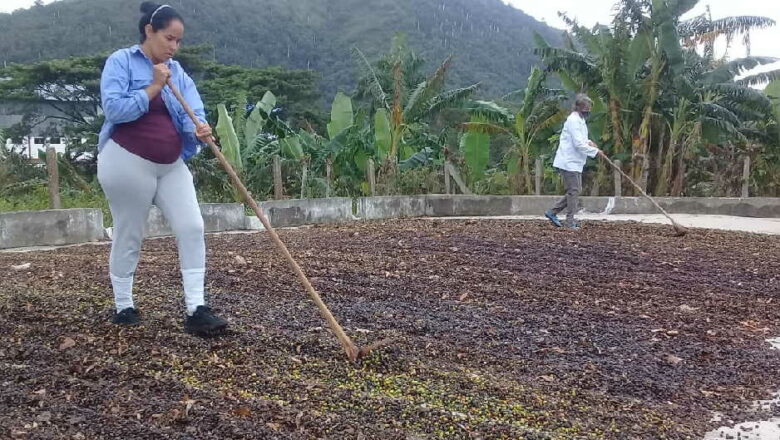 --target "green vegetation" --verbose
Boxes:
[1,0,778,214]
